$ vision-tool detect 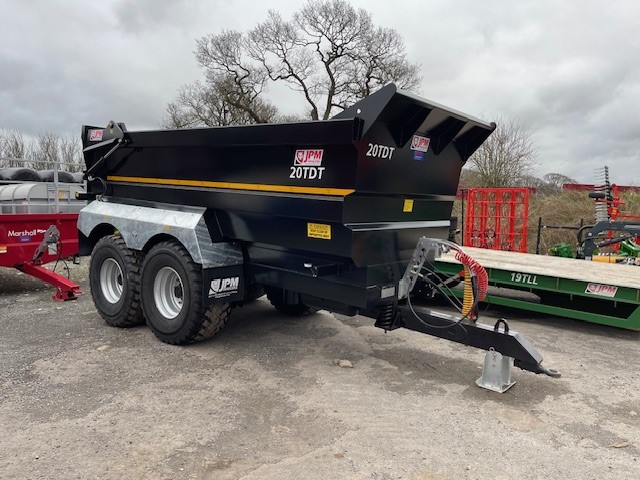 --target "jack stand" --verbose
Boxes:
[476,348,516,393]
